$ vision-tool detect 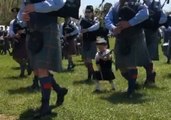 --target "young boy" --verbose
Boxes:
[94,37,115,92]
